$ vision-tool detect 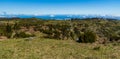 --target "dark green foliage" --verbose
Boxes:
[1,17,120,43]
[6,23,12,33]
[110,35,120,42]
[78,31,97,43]
[14,32,35,38]
[93,46,100,51]
[13,23,20,30]
[0,29,5,36]
[84,31,97,43]
[39,24,71,40]
[5,23,13,38]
